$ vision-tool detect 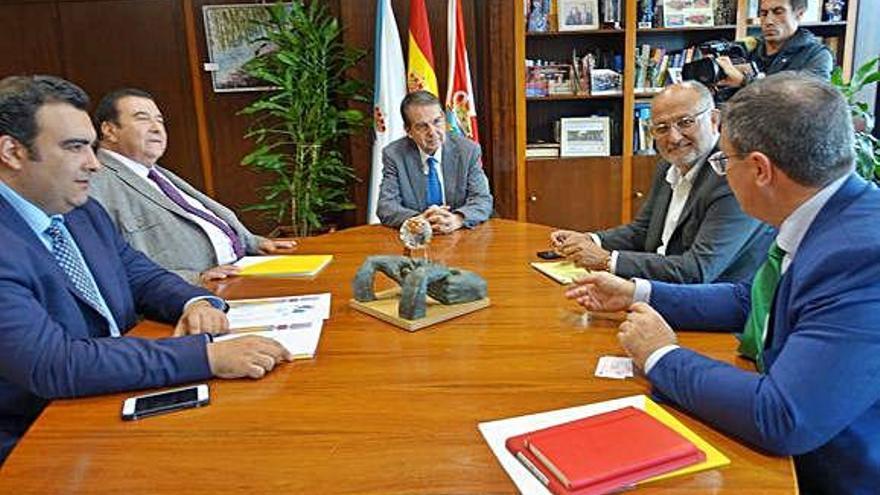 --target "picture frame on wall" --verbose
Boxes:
[203,4,275,93]
[560,116,611,157]
[557,0,600,31]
